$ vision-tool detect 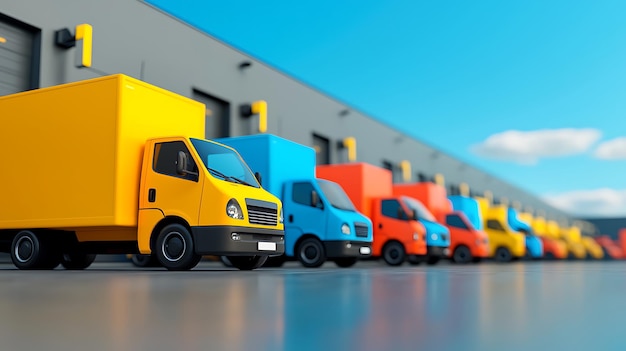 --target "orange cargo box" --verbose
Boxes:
[316,163,392,218]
